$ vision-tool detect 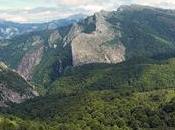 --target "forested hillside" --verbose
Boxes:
[0,62,37,107]
[0,57,175,130]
